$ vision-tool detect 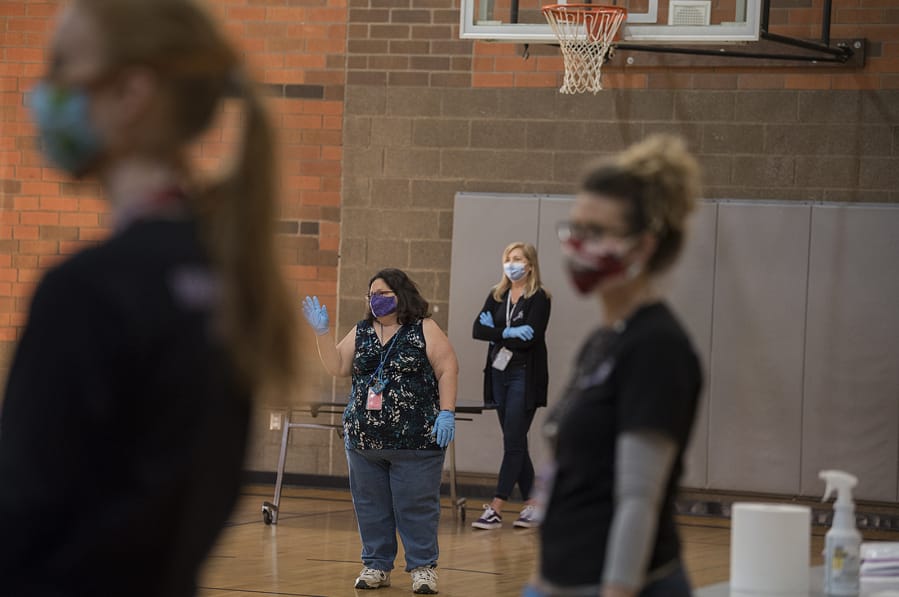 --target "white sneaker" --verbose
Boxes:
[411,566,438,594]
[355,567,390,589]
[513,504,540,528]
[471,504,503,530]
